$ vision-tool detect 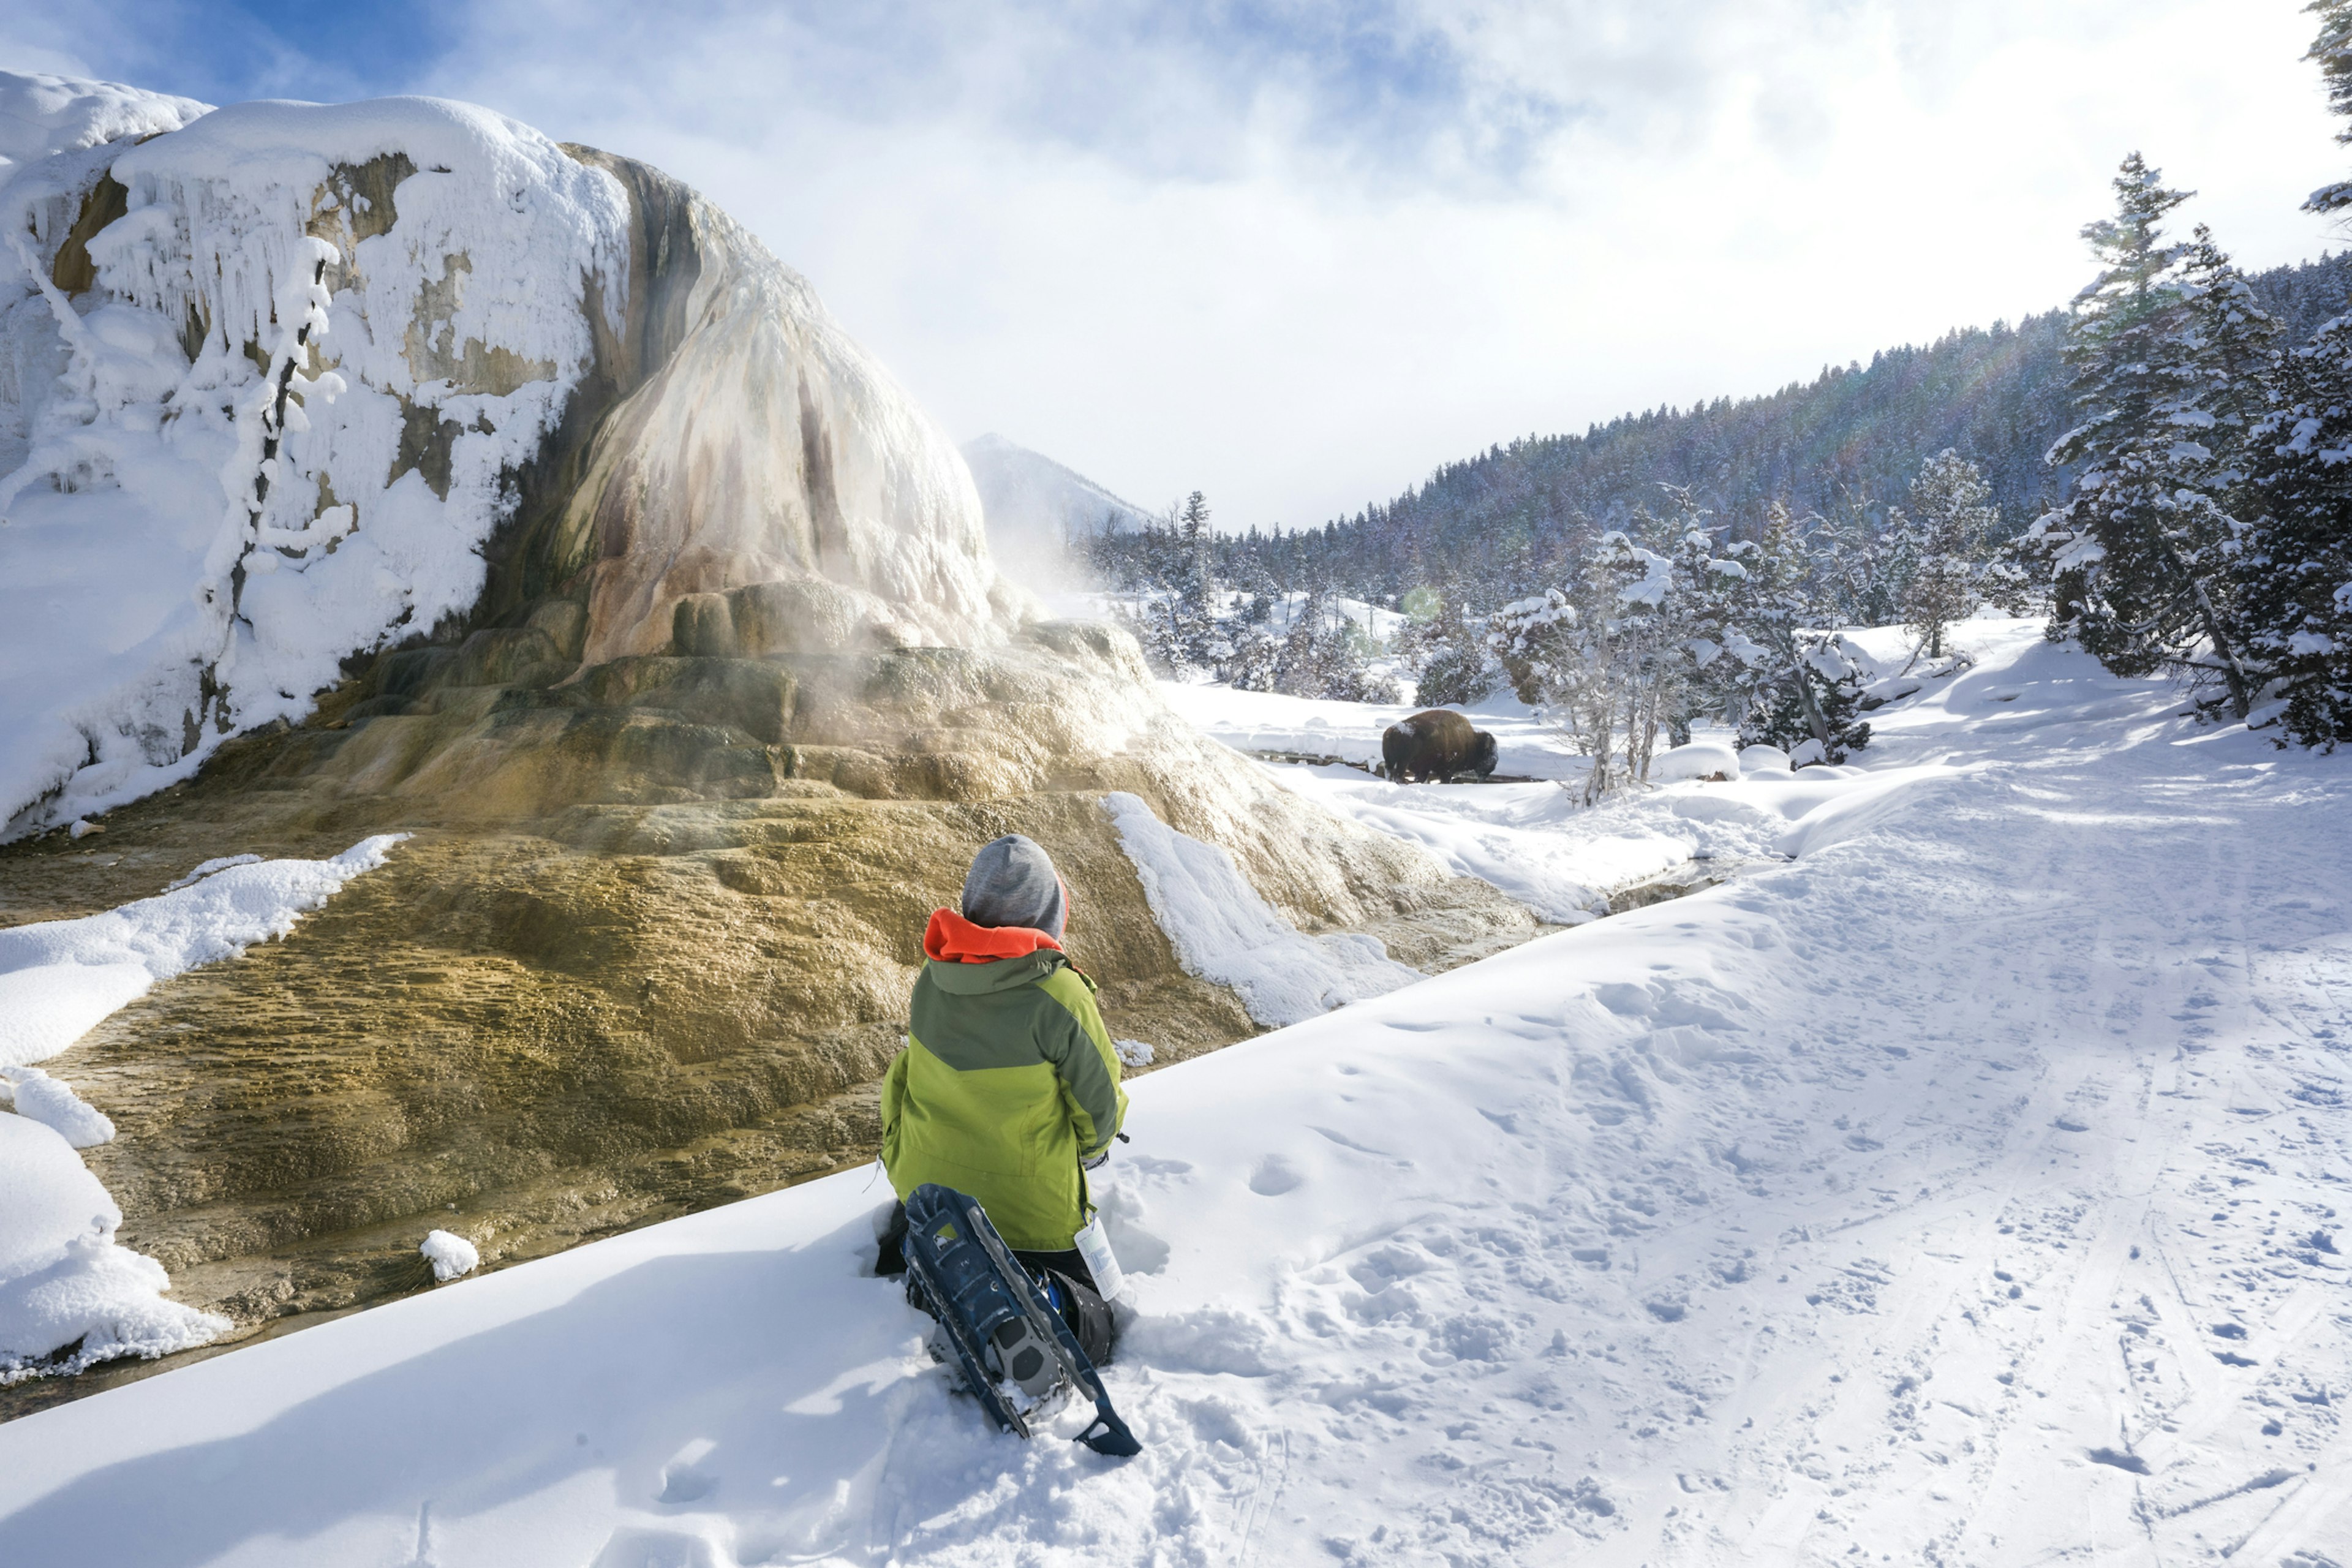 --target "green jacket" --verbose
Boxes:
[882,947,1127,1252]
